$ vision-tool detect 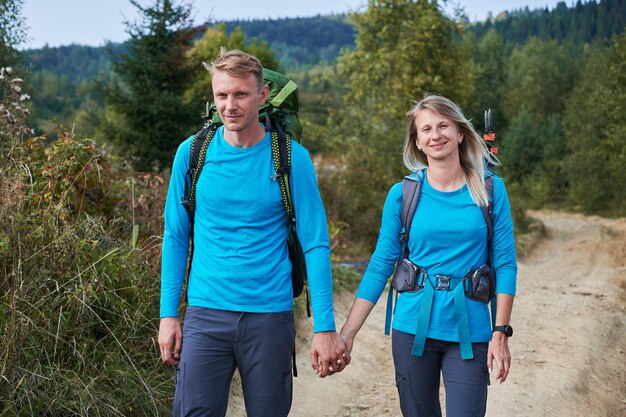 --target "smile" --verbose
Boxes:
[430,141,448,150]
